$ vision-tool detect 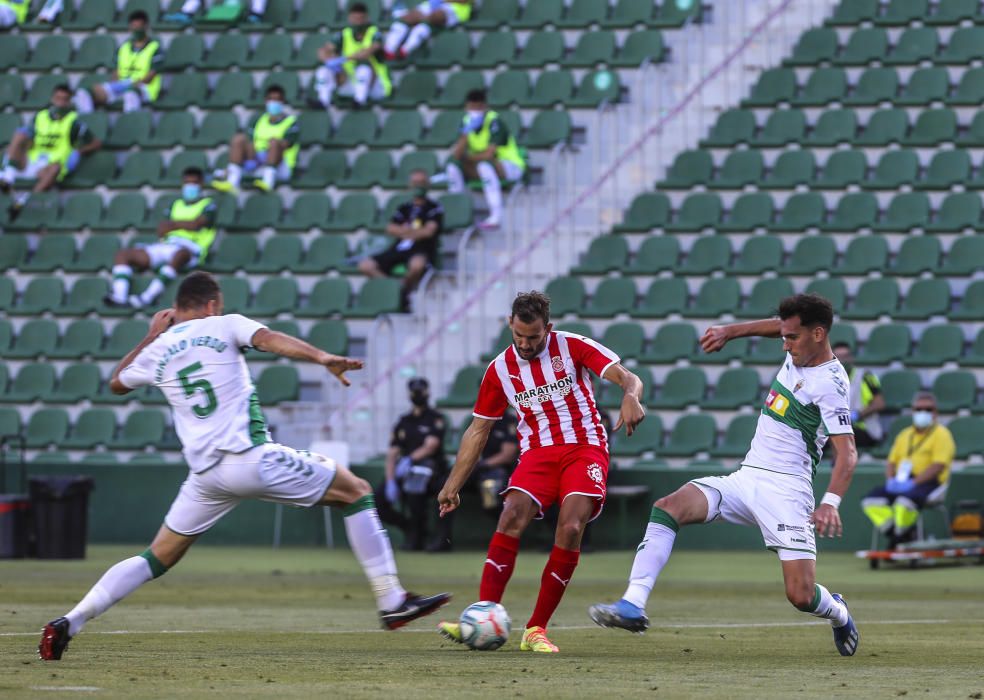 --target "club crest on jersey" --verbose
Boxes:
[586,463,604,483]
[551,356,566,374]
[793,380,804,393]
[765,389,790,417]
[514,375,575,409]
